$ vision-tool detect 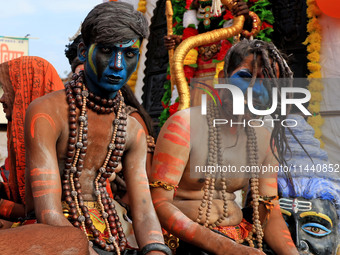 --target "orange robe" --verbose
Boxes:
[0,56,64,204]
